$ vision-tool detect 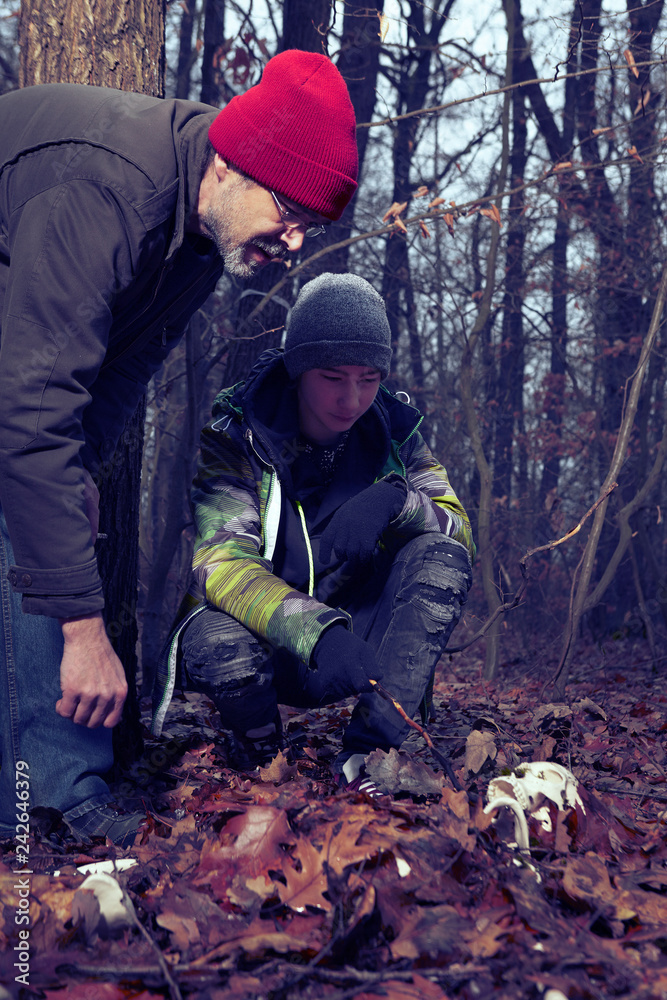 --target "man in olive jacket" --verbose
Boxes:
[0,51,358,845]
